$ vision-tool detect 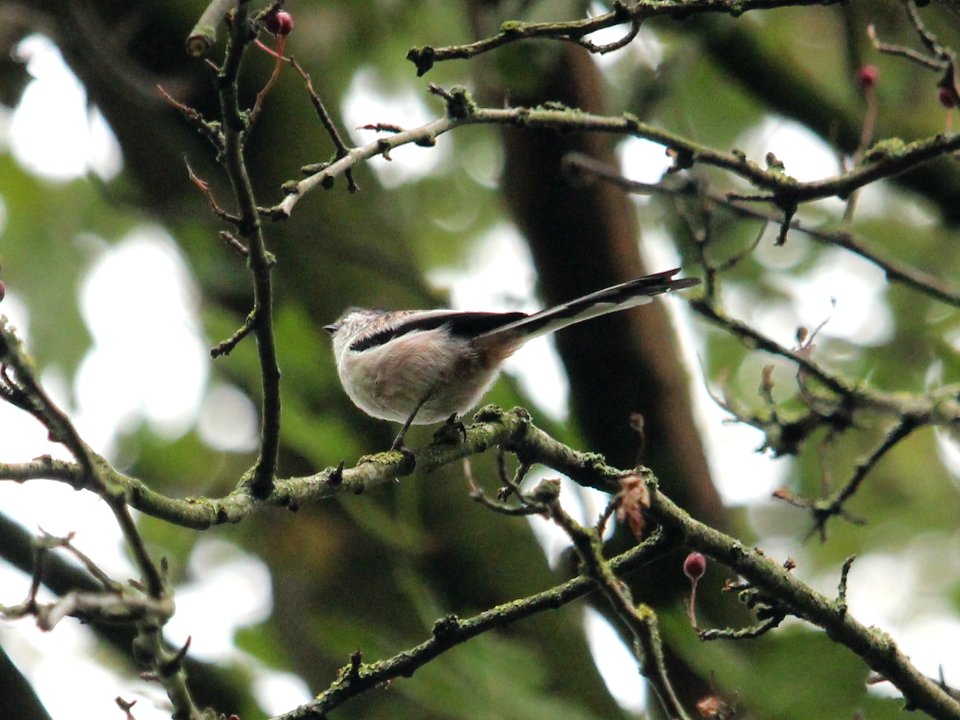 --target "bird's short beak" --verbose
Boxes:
[323,323,340,334]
